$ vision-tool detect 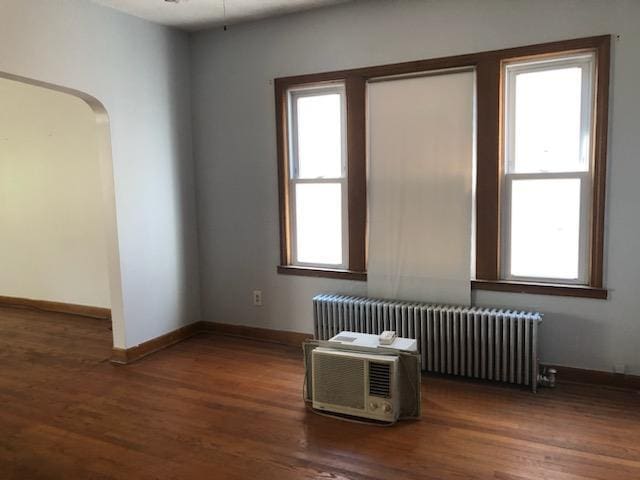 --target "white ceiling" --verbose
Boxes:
[90,0,349,32]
